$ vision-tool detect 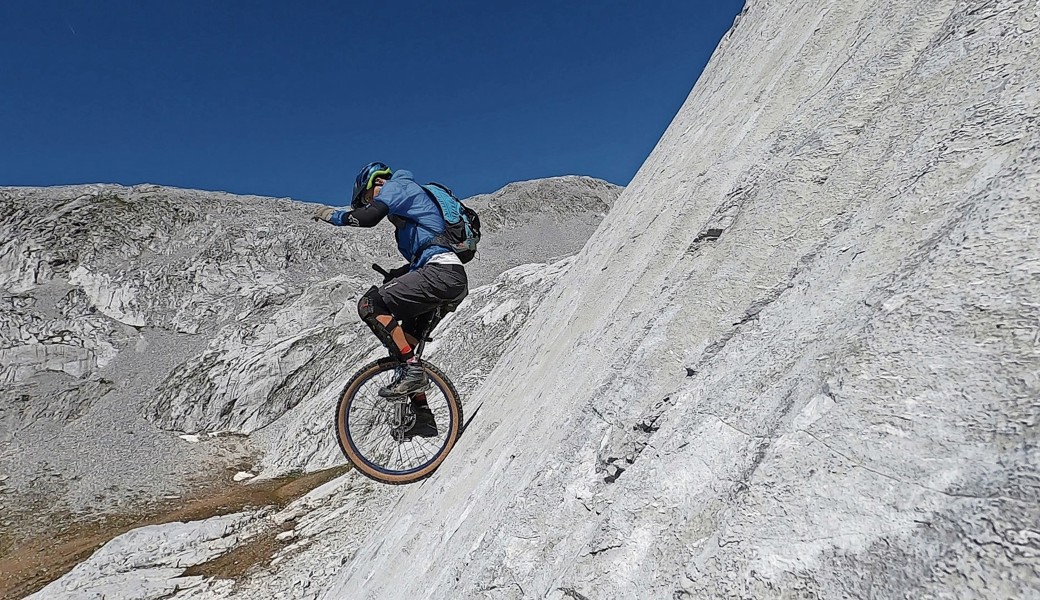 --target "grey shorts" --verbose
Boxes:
[379,263,468,320]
